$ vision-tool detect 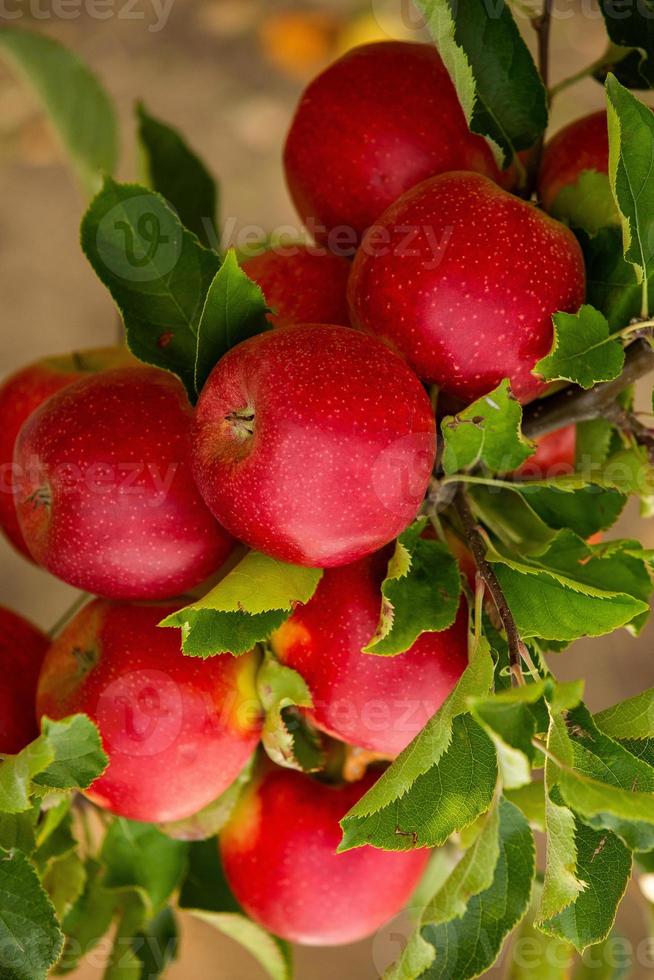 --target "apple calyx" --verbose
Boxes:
[225,407,256,442]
